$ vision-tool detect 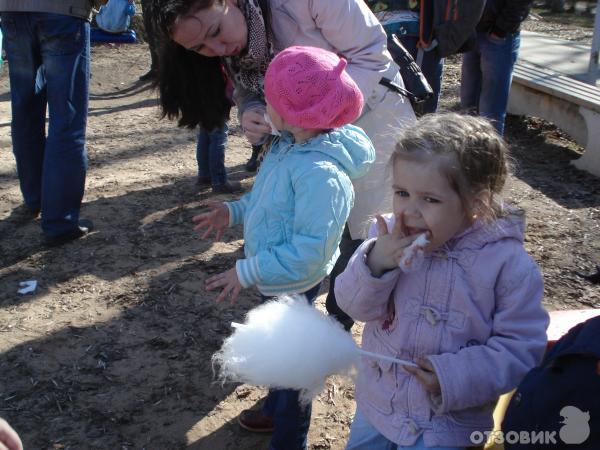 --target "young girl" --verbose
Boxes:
[335,113,549,450]
[192,46,375,450]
